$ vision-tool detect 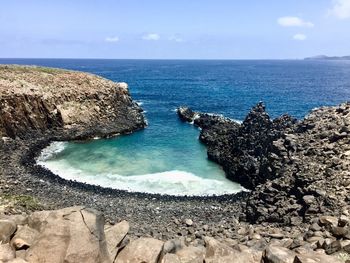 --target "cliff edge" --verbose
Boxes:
[0,65,145,139]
